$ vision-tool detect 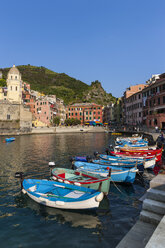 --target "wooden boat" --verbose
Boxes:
[5,137,15,142]
[73,161,138,183]
[51,168,111,195]
[21,178,104,210]
[71,155,144,171]
[98,154,156,169]
[119,147,162,162]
